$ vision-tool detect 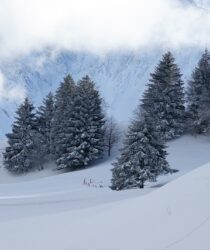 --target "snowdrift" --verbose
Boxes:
[0,162,209,250]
